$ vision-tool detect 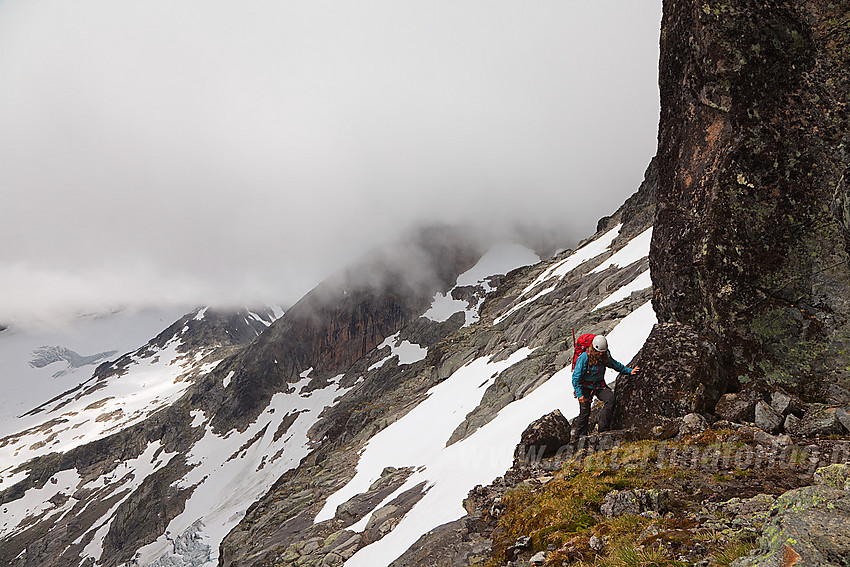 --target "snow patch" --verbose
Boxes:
[368,334,428,371]
[593,270,653,311]
[590,227,652,274]
[494,224,623,326]
[455,243,539,288]
[493,283,558,326]
[422,292,470,323]
[424,244,538,325]
[519,223,622,297]
[603,300,657,377]
[190,410,206,428]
